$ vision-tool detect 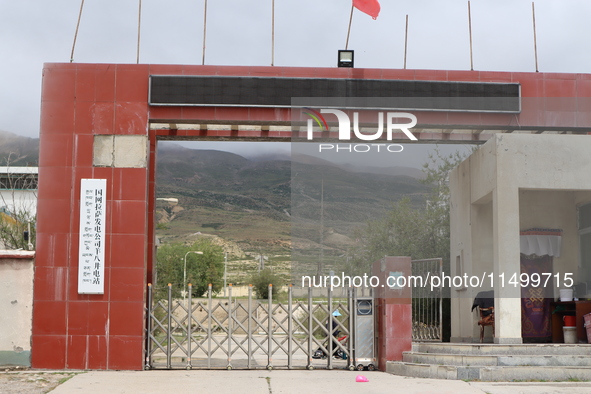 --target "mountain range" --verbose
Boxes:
[0,130,39,166]
[0,131,430,257]
[155,142,430,256]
